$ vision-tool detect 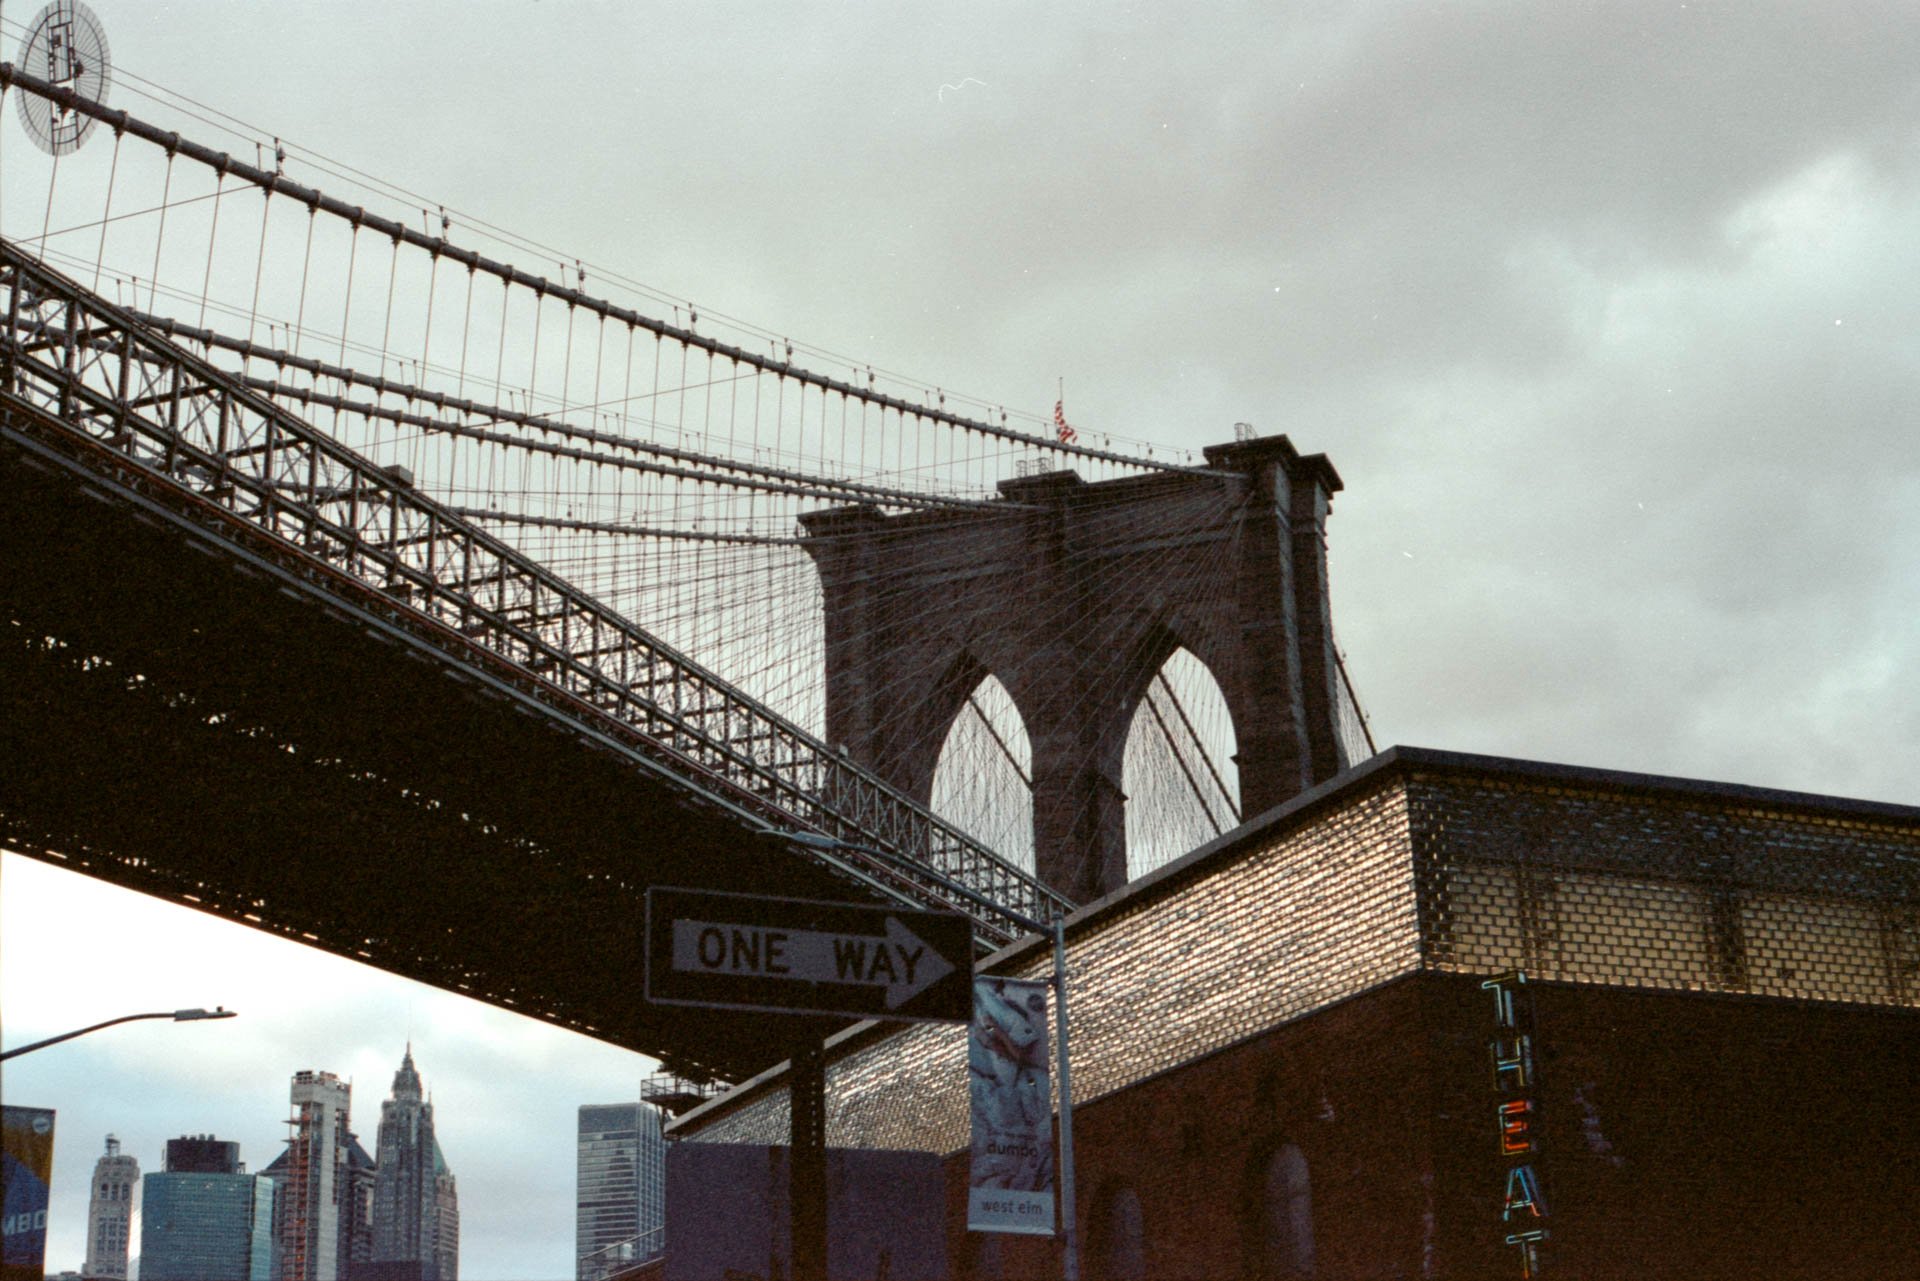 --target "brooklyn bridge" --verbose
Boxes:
[0,55,1372,1084]
[12,12,1920,1281]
